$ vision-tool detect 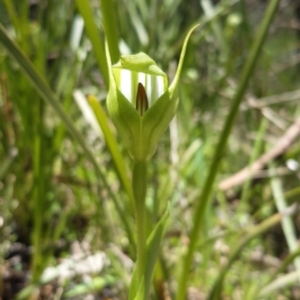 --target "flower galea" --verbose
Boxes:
[106,25,198,162]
